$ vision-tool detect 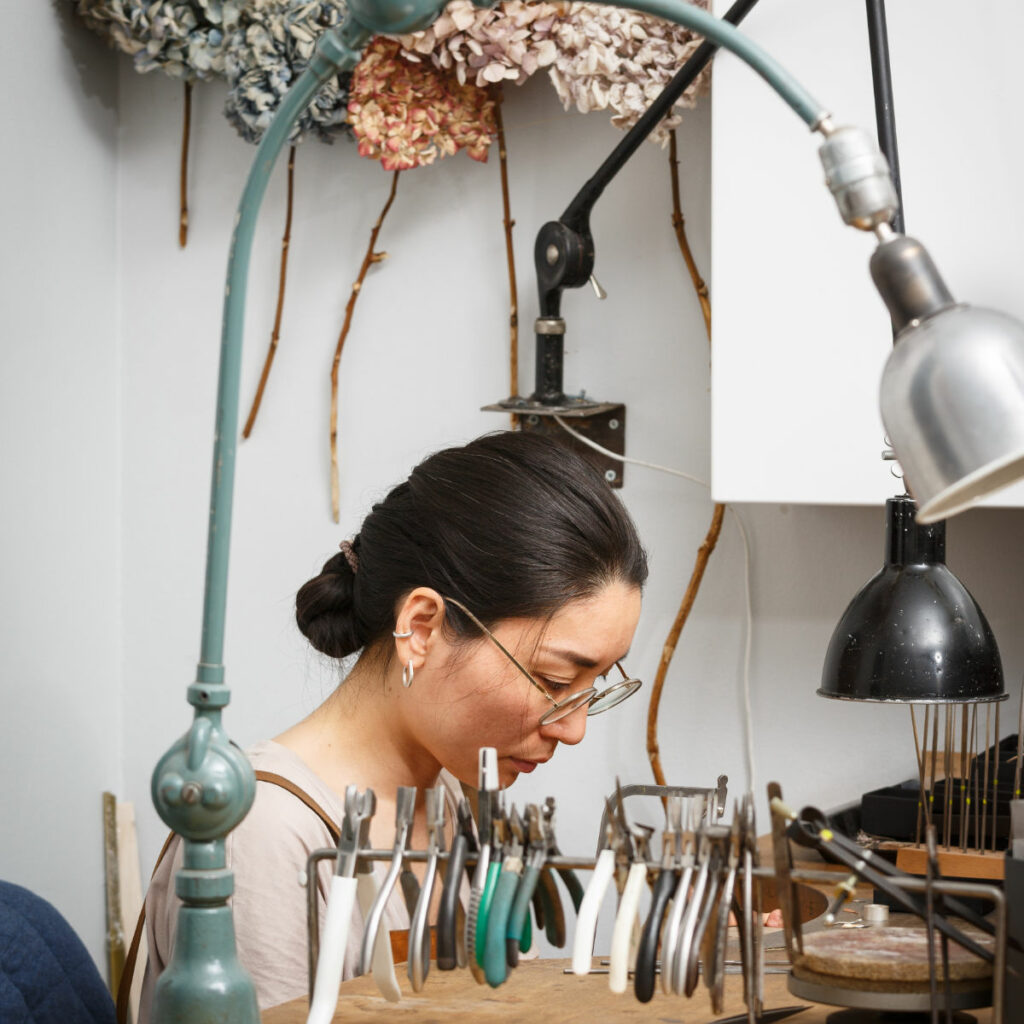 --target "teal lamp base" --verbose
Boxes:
[153,904,259,1023]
